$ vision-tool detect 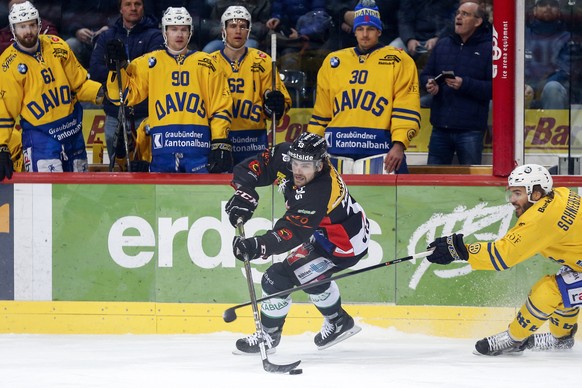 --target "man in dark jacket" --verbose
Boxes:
[419,1,492,165]
[90,0,164,164]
